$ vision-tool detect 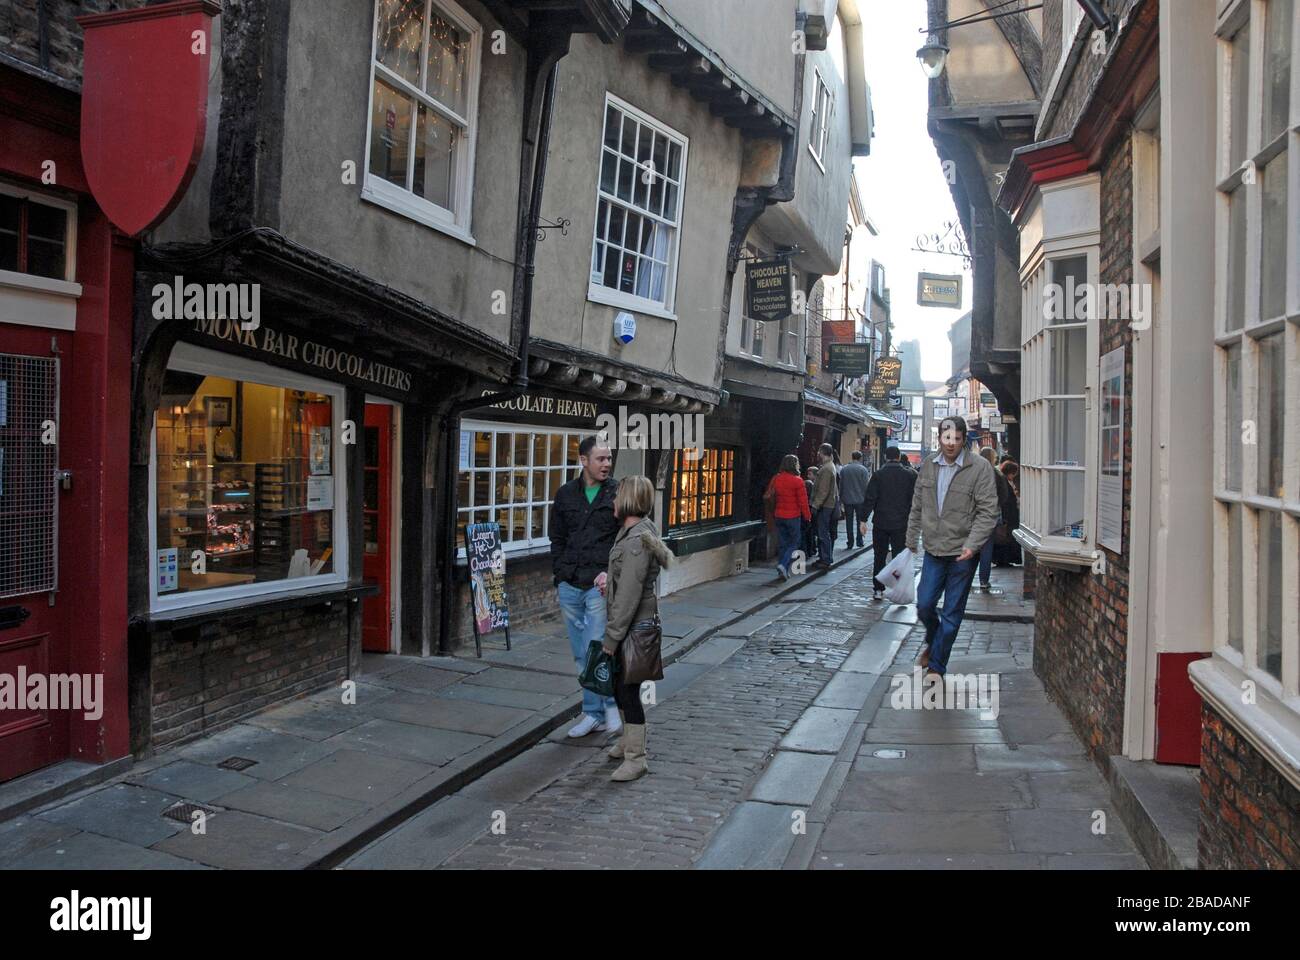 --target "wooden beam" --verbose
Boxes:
[624,33,688,55]
[648,53,711,75]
